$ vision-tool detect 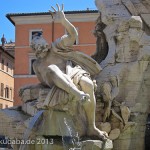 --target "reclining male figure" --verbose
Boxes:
[31,4,108,141]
